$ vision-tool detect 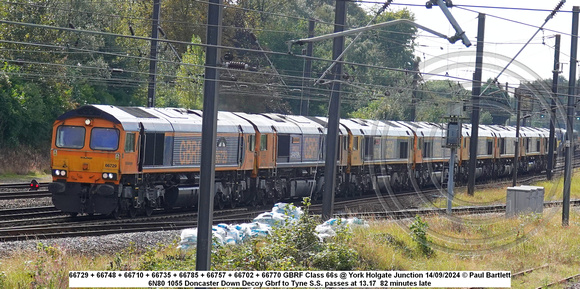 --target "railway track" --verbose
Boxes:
[0,181,50,200]
[333,199,580,220]
[0,154,579,241]
[0,206,62,219]
[0,189,51,200]
[0,207,262,242]
[0,181,48,190]
[3,196,578,242]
